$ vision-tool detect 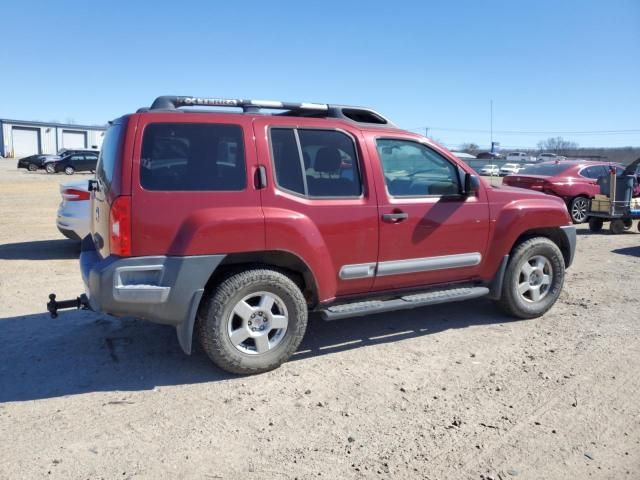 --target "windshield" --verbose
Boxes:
[518,163,572,175]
